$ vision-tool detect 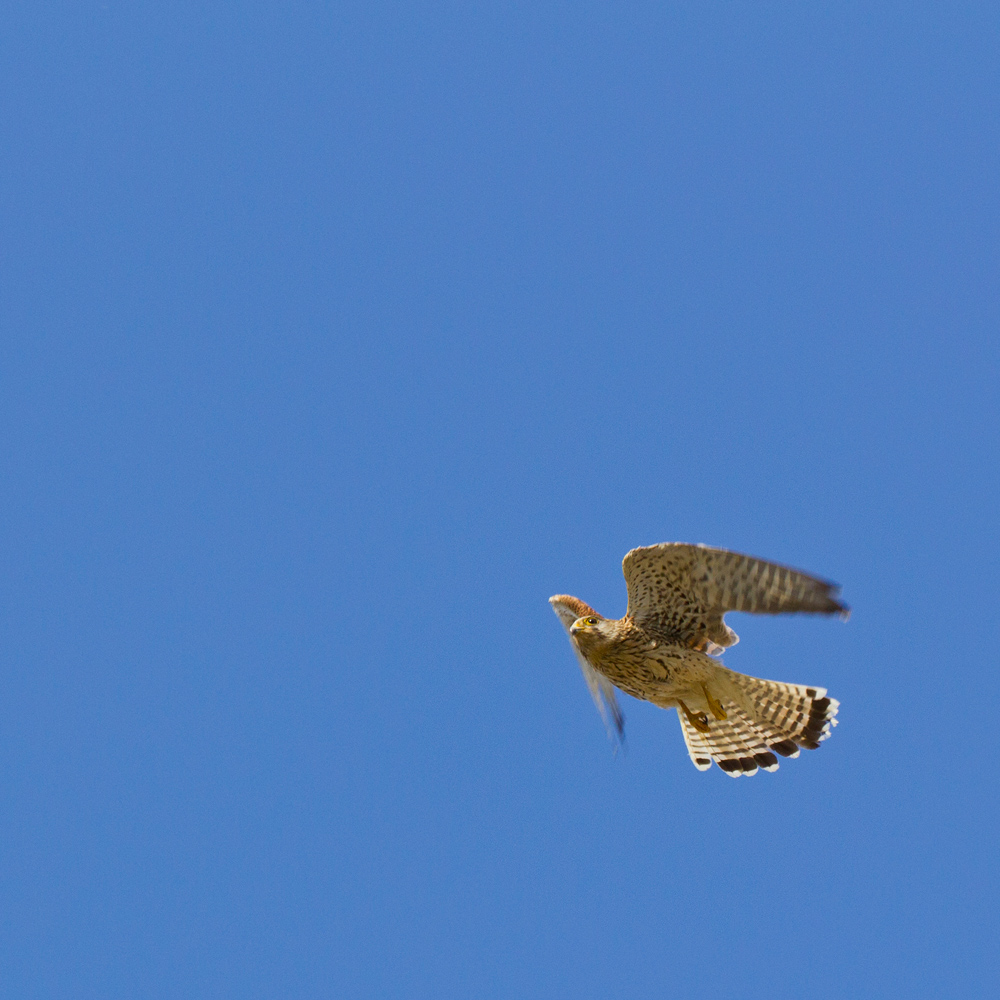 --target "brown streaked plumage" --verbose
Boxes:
[549,542,848,776]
